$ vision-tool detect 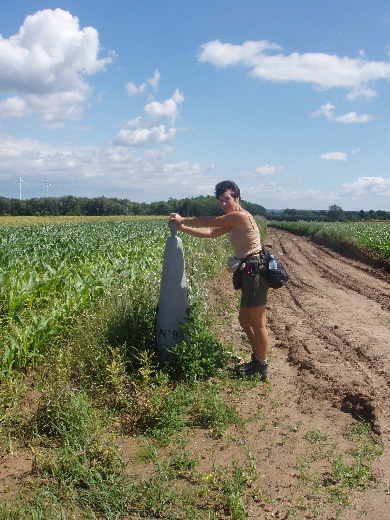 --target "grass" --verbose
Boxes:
[0,315,384,519]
